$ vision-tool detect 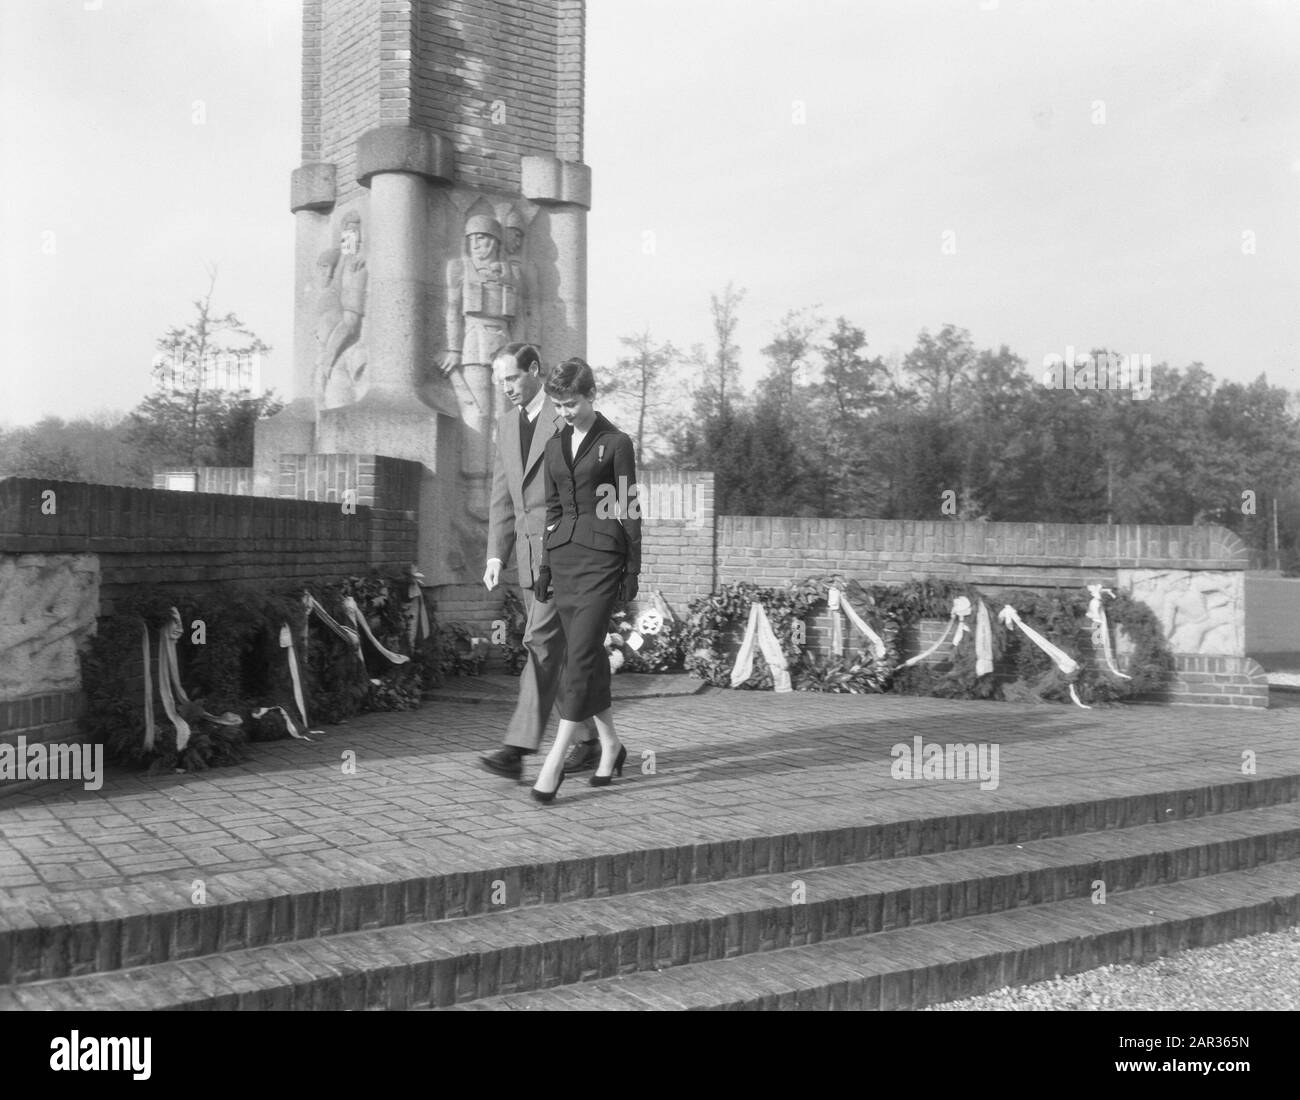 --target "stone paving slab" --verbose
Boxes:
[0,688,1297,926]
